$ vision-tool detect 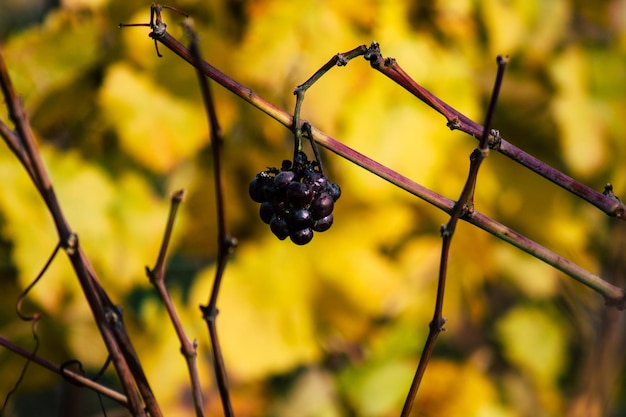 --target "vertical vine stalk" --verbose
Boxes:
[400,55,509,417]
[146,190,206,417]
[185,22,238,417]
